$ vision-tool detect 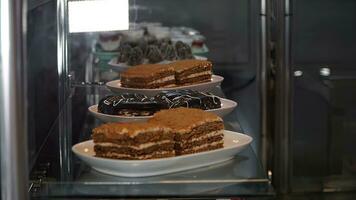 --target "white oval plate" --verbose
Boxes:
[106,75,224,96]
[108,55,207,71]
[88,97,237,123]
[72,130,252,177]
